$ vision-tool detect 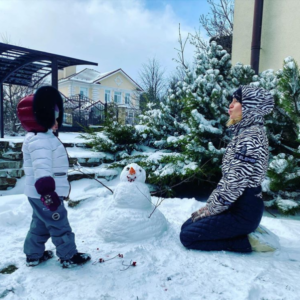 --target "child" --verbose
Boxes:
[17,86,91,268]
